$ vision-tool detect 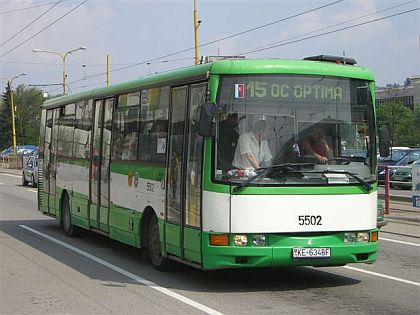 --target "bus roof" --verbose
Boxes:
[42,58,374,109]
